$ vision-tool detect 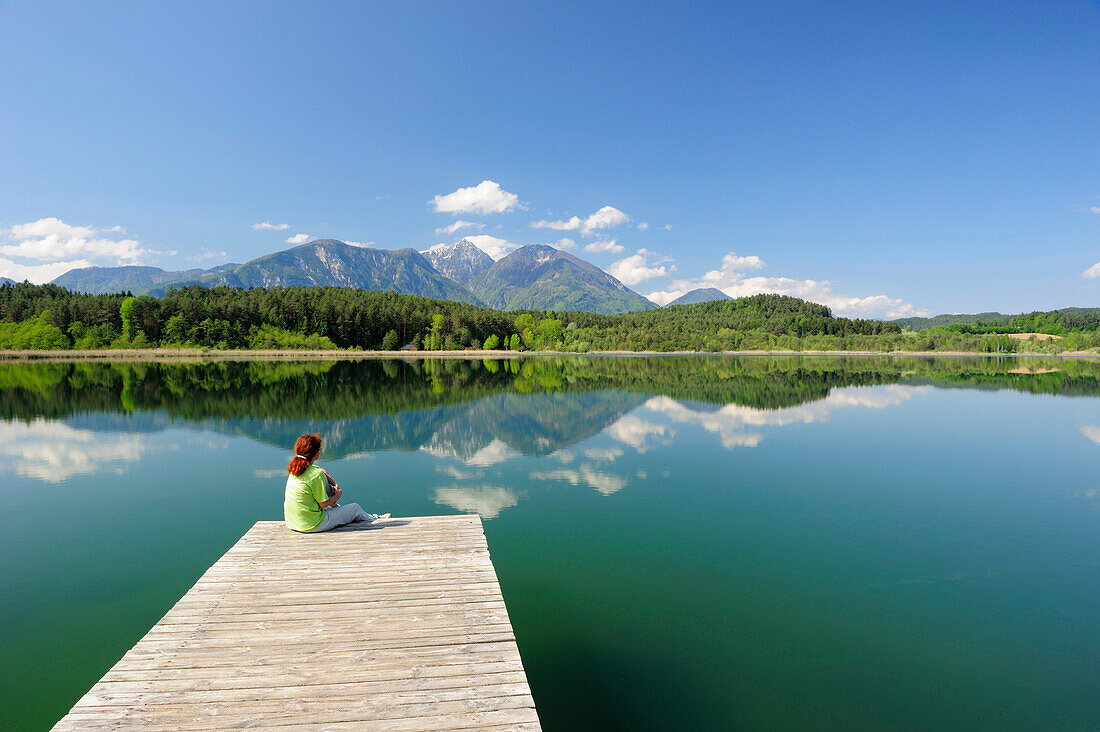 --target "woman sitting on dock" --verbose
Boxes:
[284,433,389,533]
